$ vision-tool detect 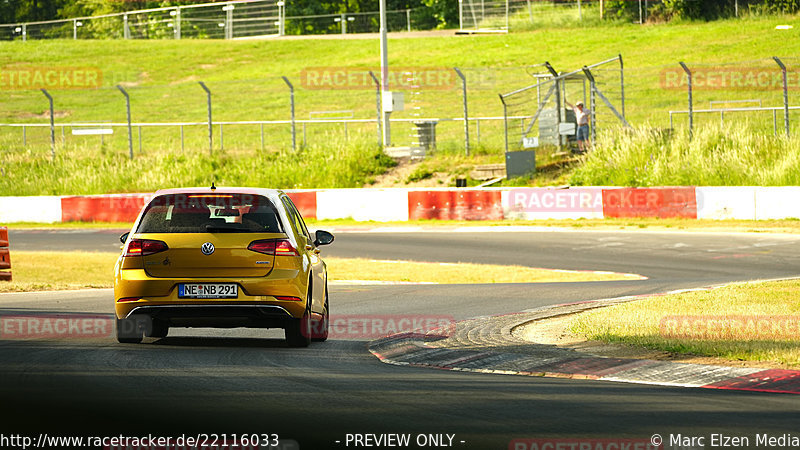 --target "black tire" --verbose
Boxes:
[285,313,311,347]
[285,281,312,348]
[312,284,329,342]
[146,320,169,338]
[116,317,143,344]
